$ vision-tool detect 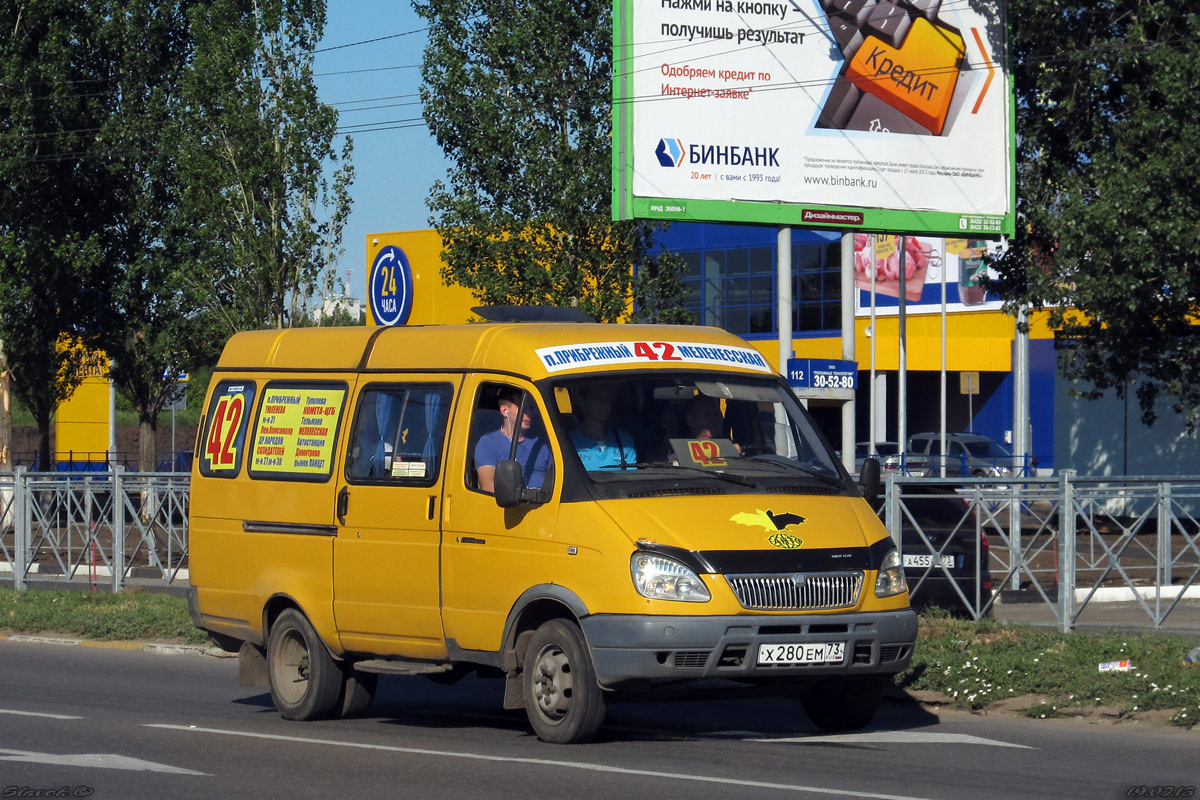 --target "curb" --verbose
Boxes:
[0,633,228,658]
